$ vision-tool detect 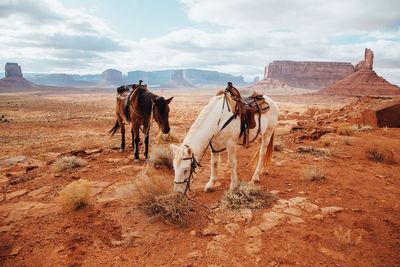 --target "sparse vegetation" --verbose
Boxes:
[342,136,354,146]
[334,225,362,246]
[52,156,86,173]
[366,146,395,164]
[221,182,277,209]
[132,173,191,225]
[357,124,373,132]
[57,179,91,210]
[149,145,173,169]
[302,166,325,181]
[337,123,355,136]
[298,146,331,156]
[157,130,179,143]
